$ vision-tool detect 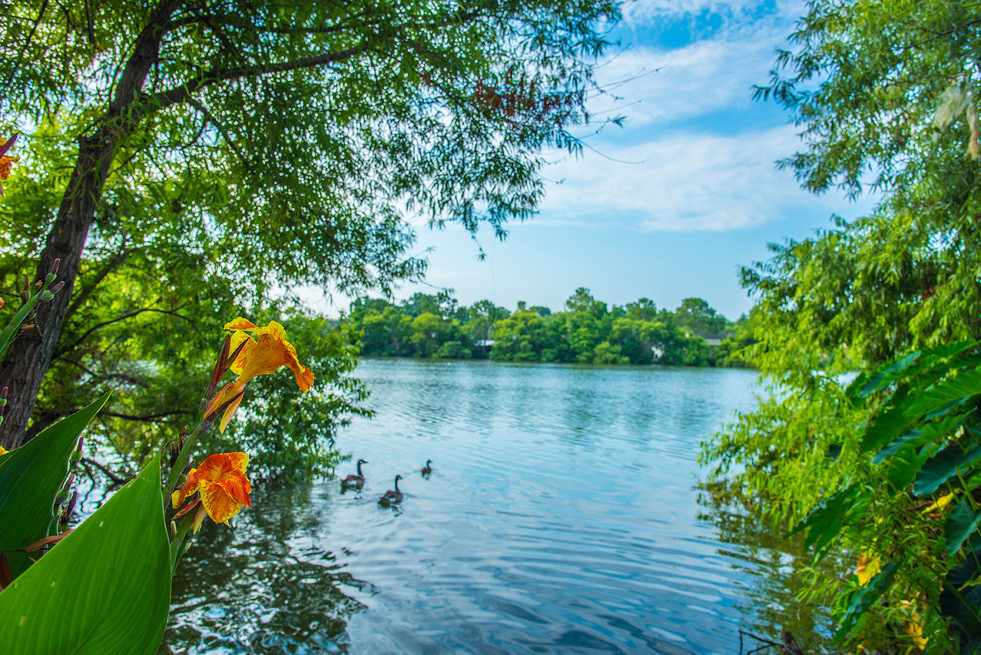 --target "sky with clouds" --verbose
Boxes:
[320,0,877,320]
